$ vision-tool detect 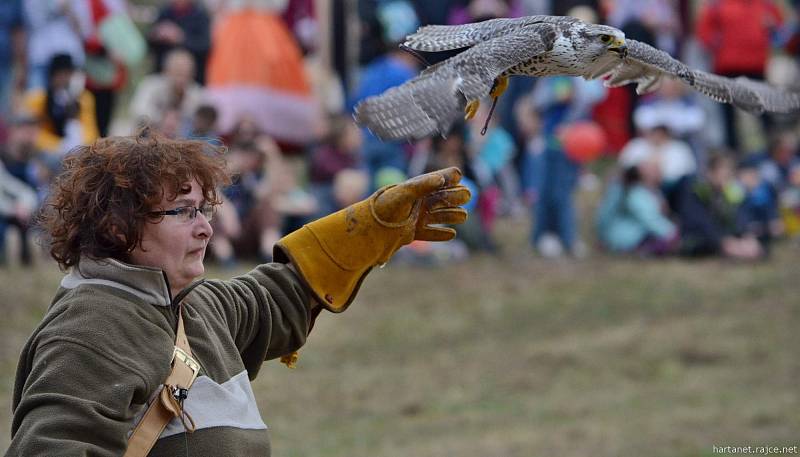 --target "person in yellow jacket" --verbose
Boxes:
[24,53,99,154]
